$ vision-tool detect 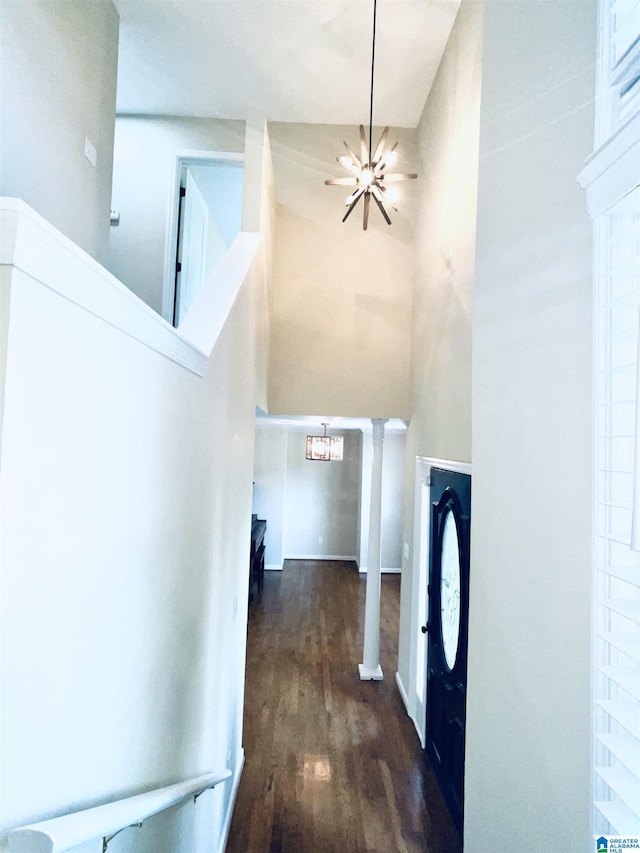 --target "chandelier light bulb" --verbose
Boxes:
[360,168,374,186]
[385,186,400,205]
